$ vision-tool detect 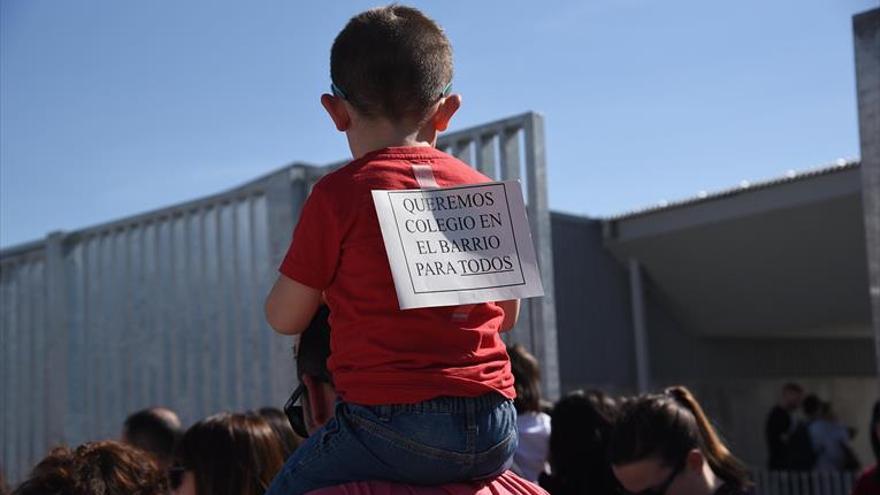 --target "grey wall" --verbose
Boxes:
[549,209,877,468]
[643,277,877,381]
[0,169,301,483]
[640,273,877,466]
[550,207,876,389]
[550,212,635,395]
[854,8,880,384]
[0,170,303,478]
